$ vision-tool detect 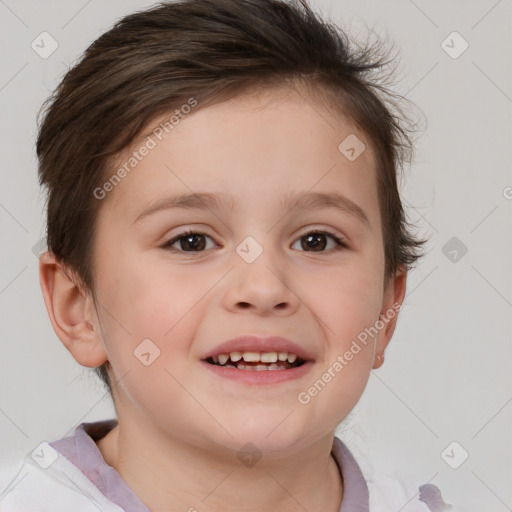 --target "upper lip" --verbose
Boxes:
[200,335,315,362]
